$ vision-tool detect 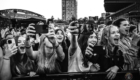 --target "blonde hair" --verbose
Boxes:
[100,25,119,57]
[37,35,57,74]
